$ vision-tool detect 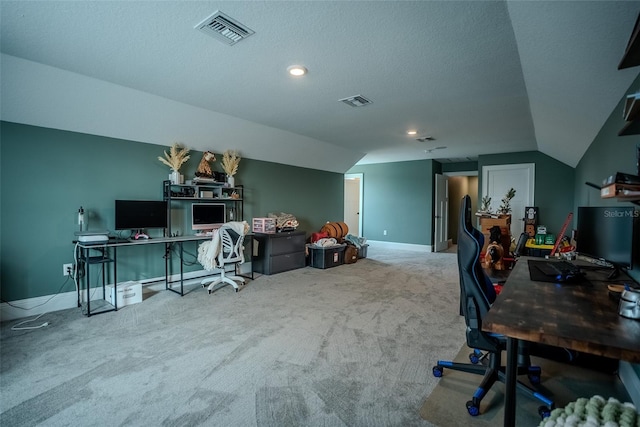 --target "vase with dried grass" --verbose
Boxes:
[158,143,190,184]
[221,150,241,187]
